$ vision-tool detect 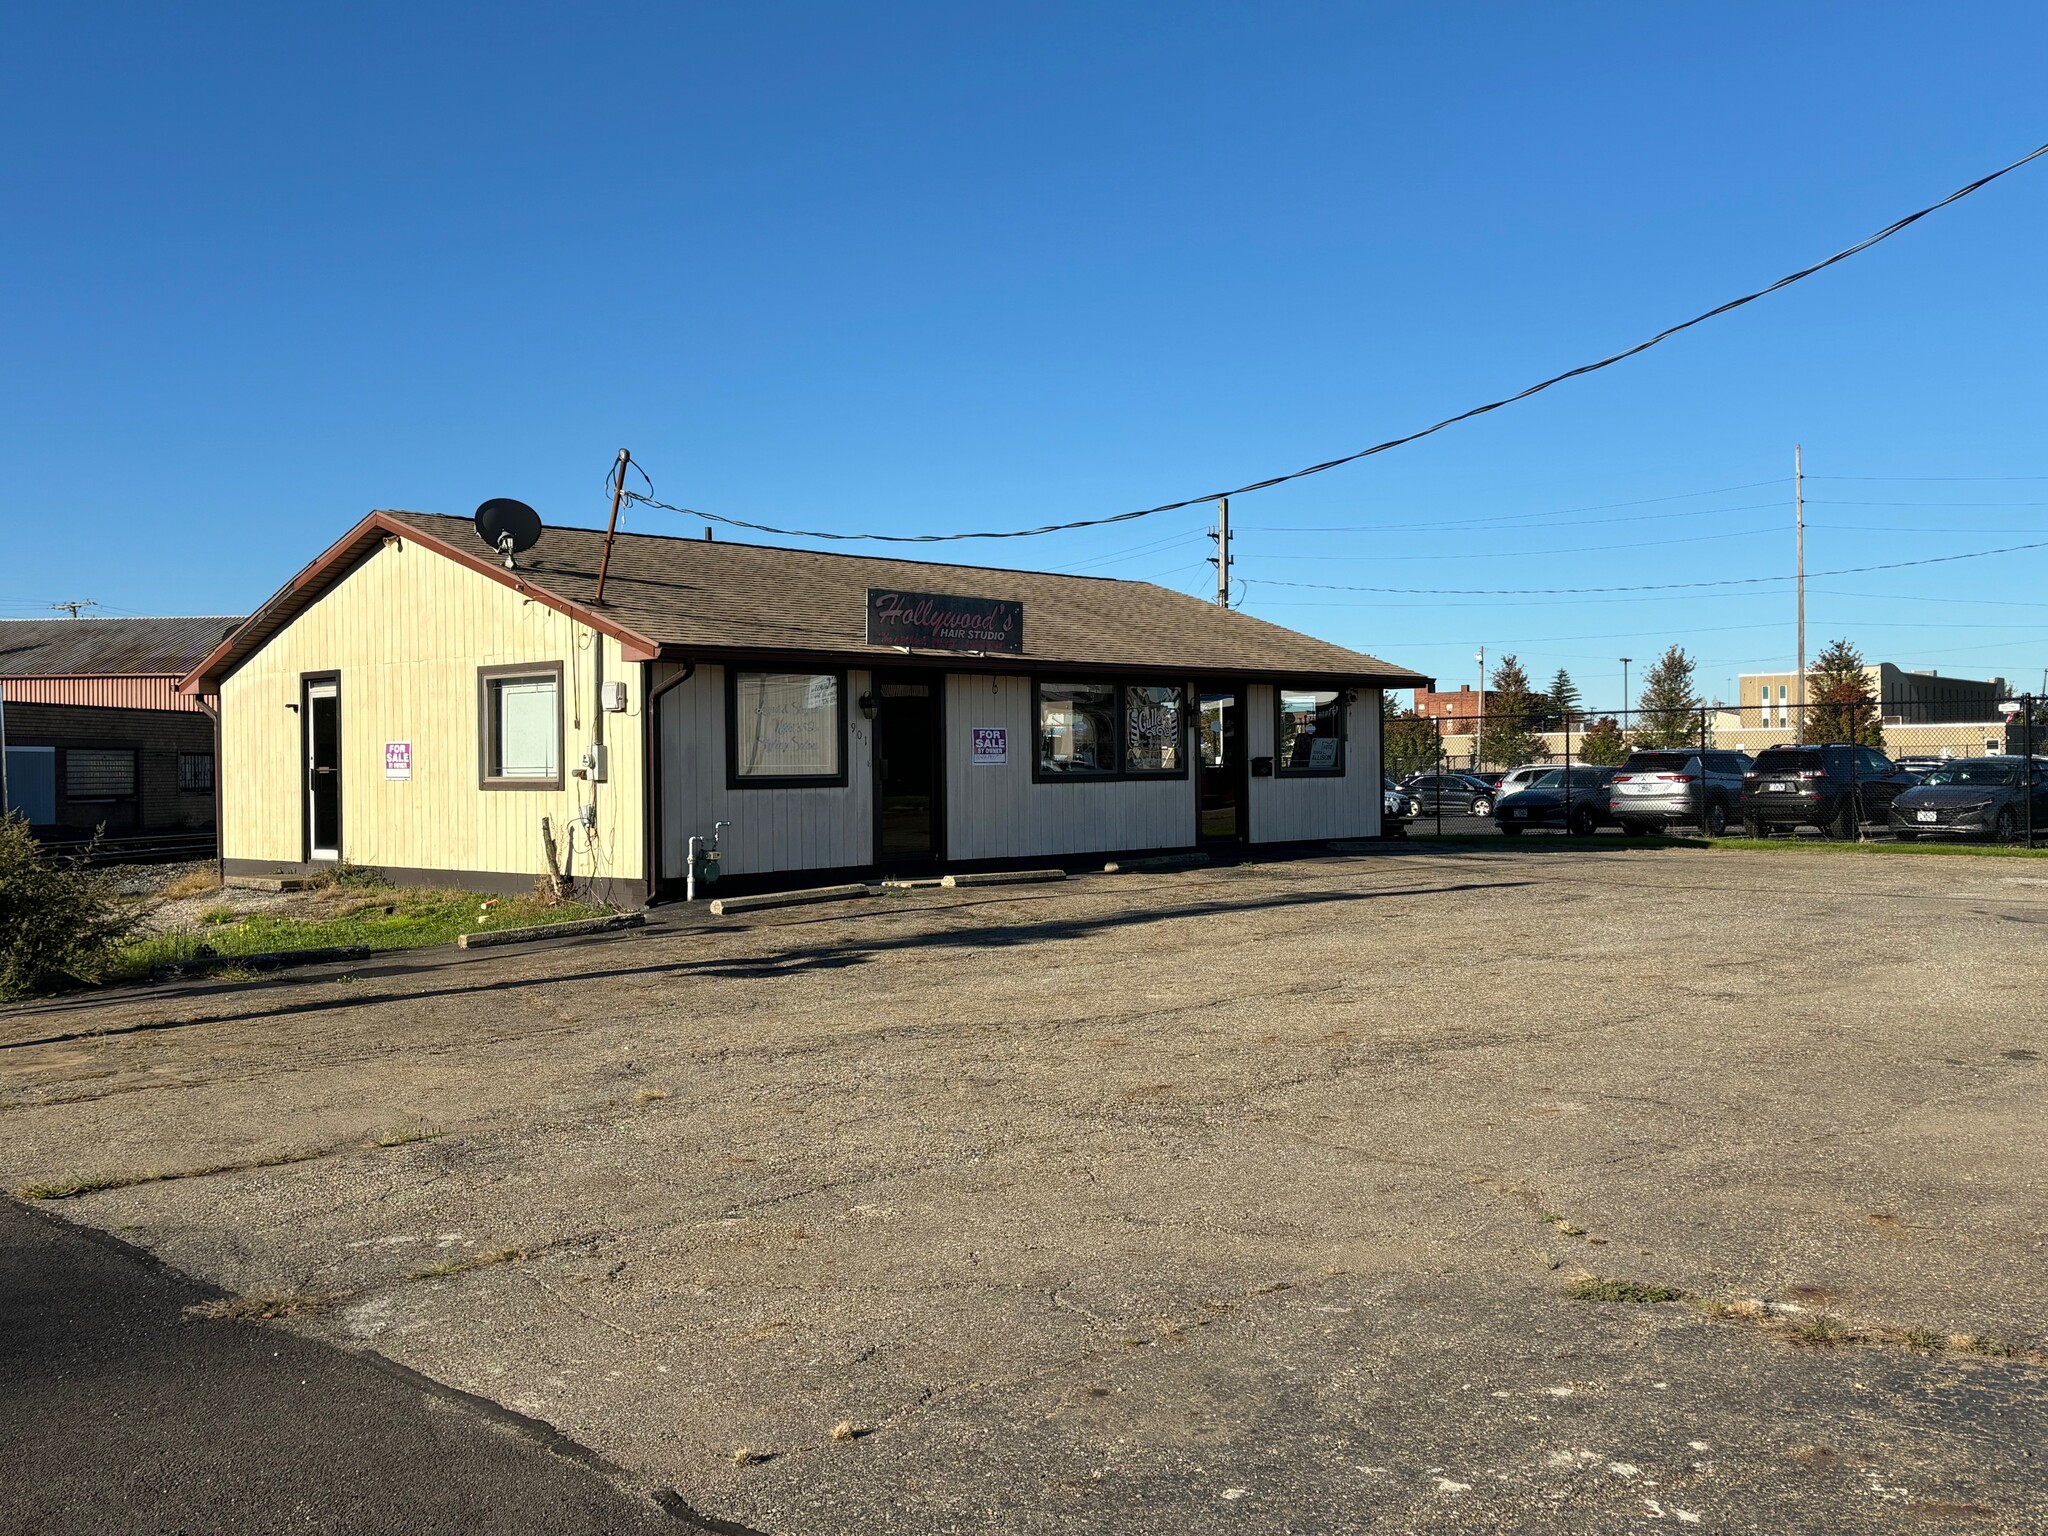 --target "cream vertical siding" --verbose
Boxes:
[655,663,874,878]
[218,539,644,887]
[944,674,1194,860]
[1245,684,1381,842]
